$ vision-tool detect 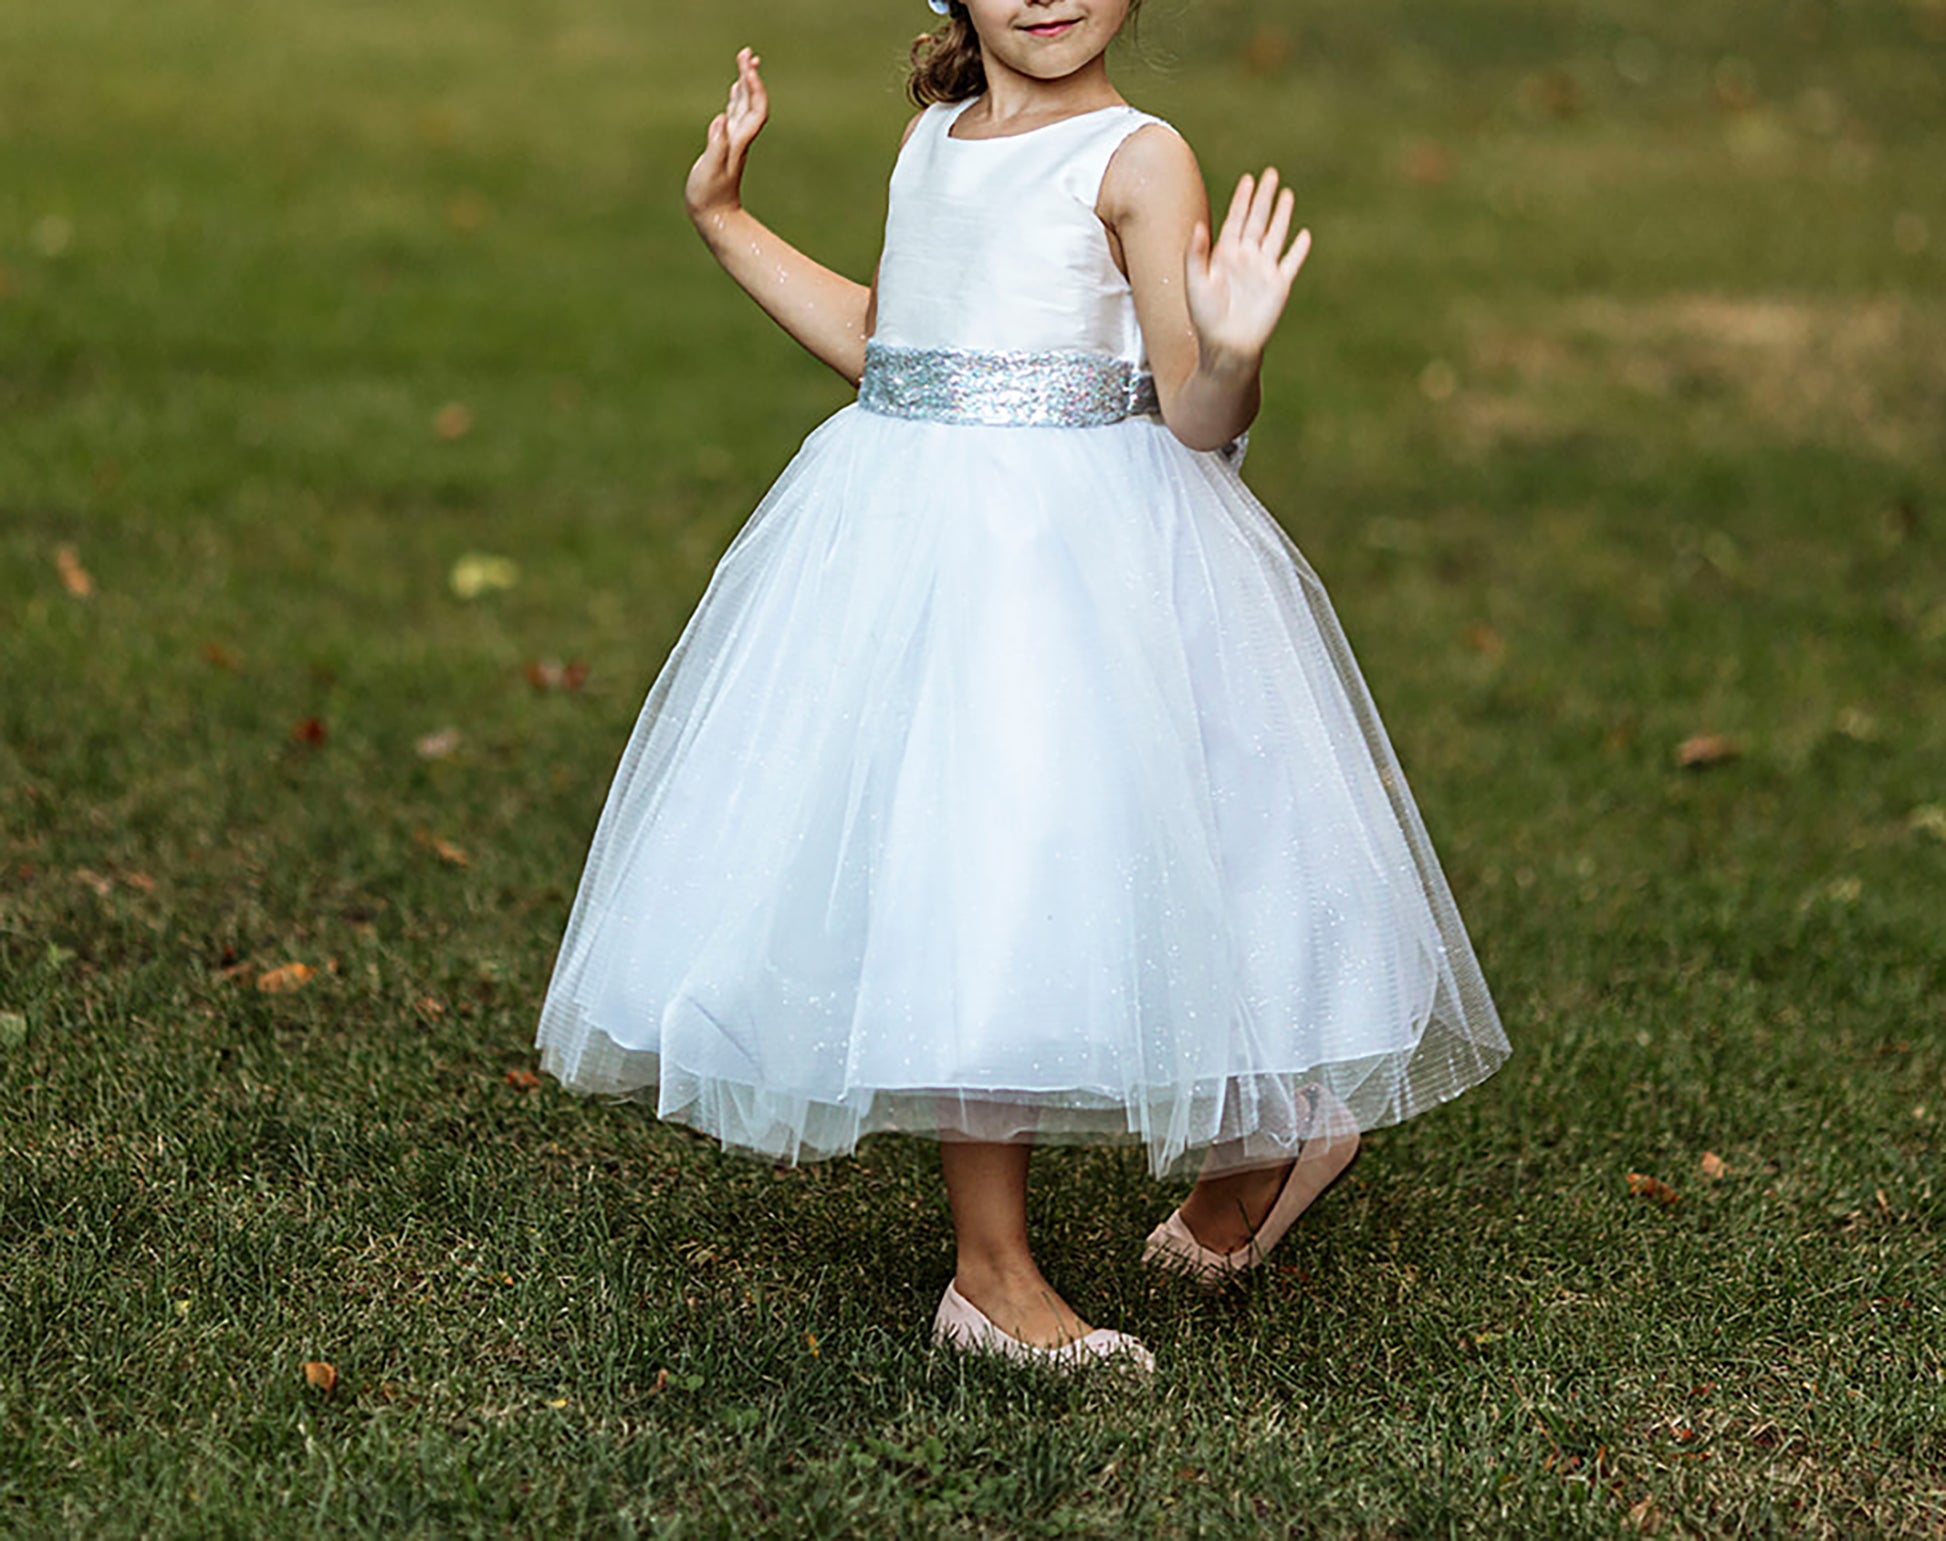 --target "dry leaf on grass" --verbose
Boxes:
[1676,734,1742,768]
[122,870,156,892]
[449,552,518,599]
[415,727,462,760]
[1701,1151,1728,1180]
[1402,140,1454,186]
[74,868,115,897]
[1908,805,1946,842]
[649,1367,670,1395]
[1627,1171,1681,1206]
[290,717,328,746]
[446,191,491,231]
[412,828,469,866]
[55,544,93,598]
[301,1360,338,1393]
[505,1067,542,1091]
[1240,25,1291,75]
[201,641,242,671]
[257,962,316,994]
[525,658,589,692]
[433,402,472,440]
